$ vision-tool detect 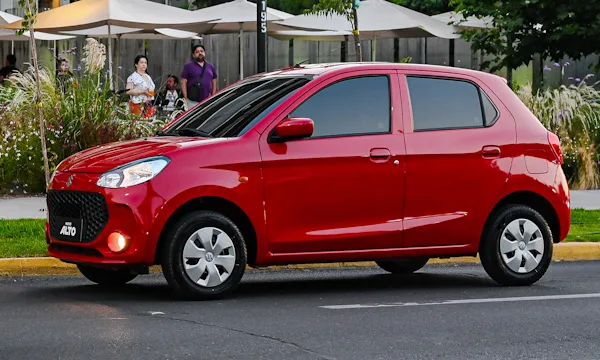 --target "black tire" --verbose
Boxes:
[77,264,138,286]
[161,210,247,300]
[376,257,429,274]
[480,204,553,286]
